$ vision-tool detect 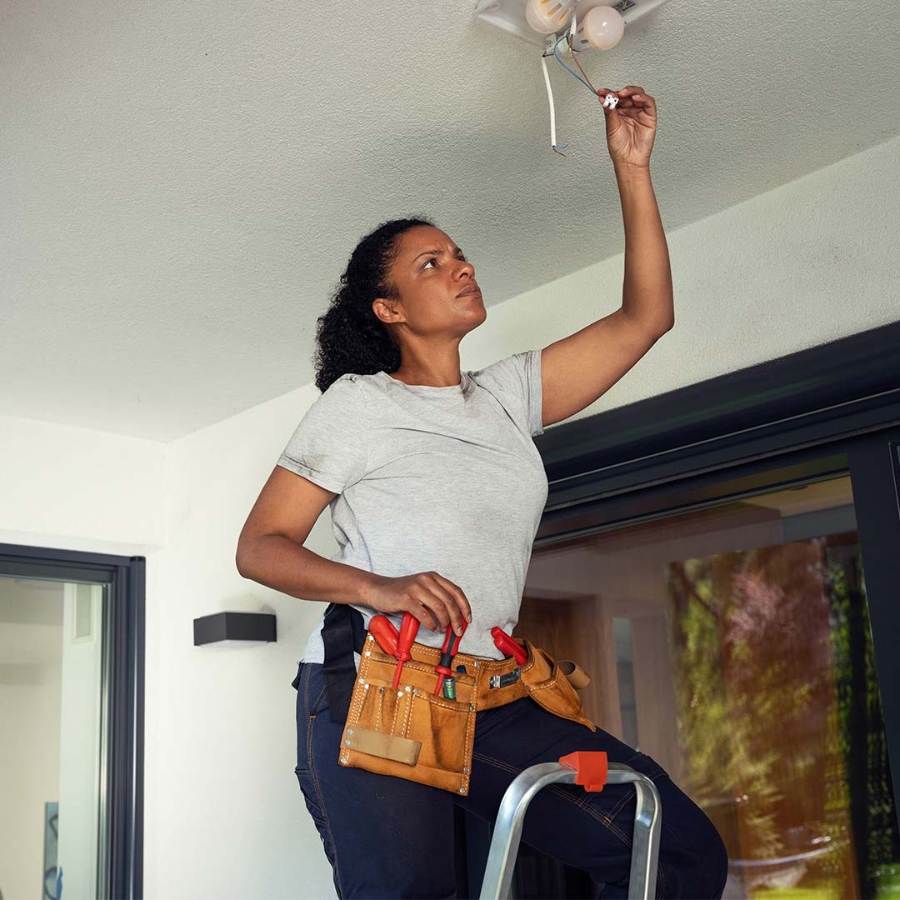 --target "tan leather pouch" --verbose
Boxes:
[338,633,482,795]
[338,632,594,795]
[519,640,596,732]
